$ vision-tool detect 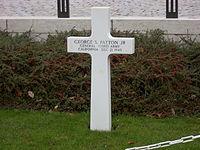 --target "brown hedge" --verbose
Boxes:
[0,30,199,117]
